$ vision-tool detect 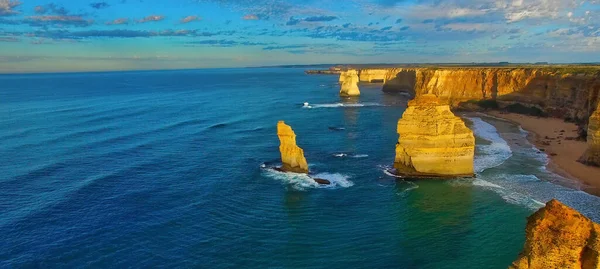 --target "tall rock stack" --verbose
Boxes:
[277,121,309,173]
[393,94,475,177]
[580,103,600,167]
[510,199,600,269]
[339,70,361,97]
